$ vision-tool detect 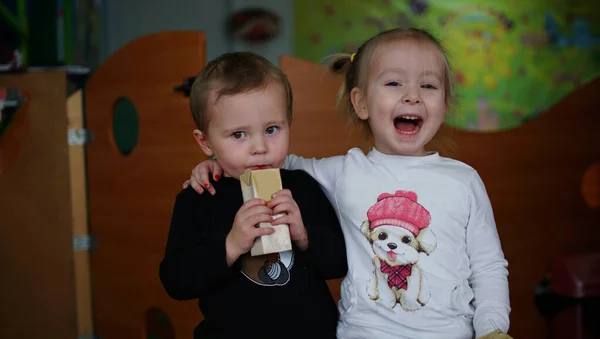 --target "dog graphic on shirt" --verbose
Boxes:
[361,190,437,311]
